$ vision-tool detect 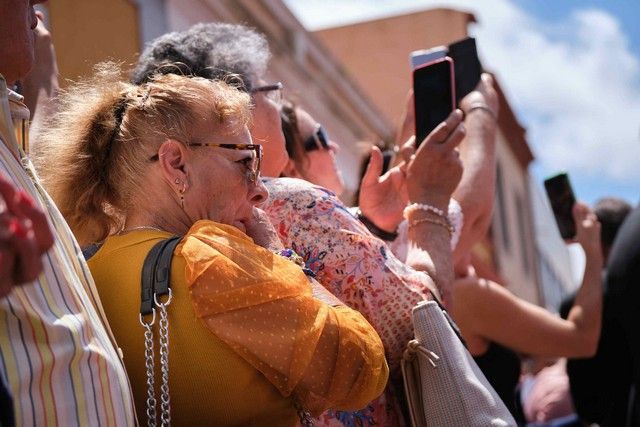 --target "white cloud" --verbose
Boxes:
[284,0,640,184]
